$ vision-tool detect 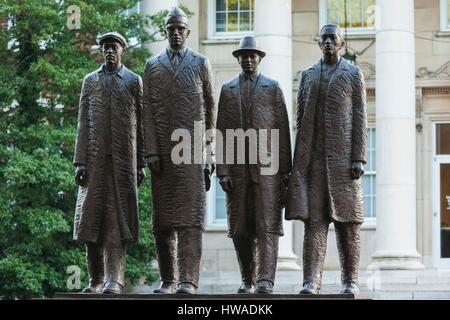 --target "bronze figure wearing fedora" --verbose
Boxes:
[142,7,215,294]
[286,24,367,295]
[73,32,146,294]
[216,36,292,294]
